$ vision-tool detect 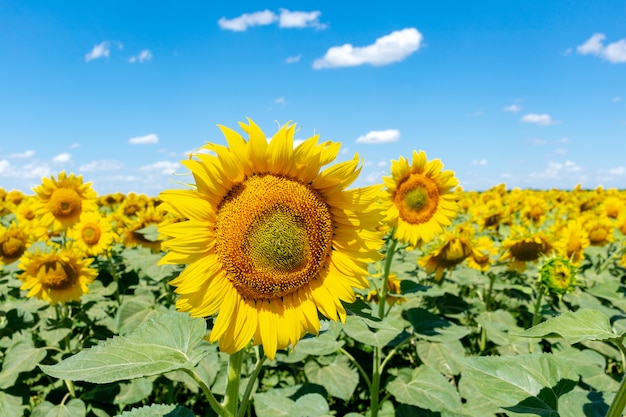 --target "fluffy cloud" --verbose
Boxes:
[503,104,521,112]
[285,54,302,64]
[313,28,423,69]
[577,33,626,63]
[609,166,626,175]
[139,161,179,175]
[529,161,582,179]
[471,159,488,166]
[52,153,72,163]
[521,113,557,126]
[8,150,35,159]
[79,160,124,172]
[273,97,287,105]
[355,129,400,144]
[85,41,123,62]
[218,9,323,31]
[129,49,153,63]
[129,133,159,145]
